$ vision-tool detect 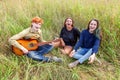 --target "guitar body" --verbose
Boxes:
[12,38,63,56]
[12,39,38,56]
